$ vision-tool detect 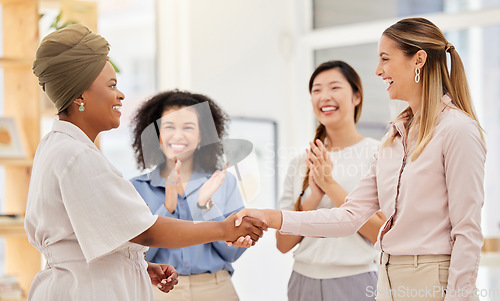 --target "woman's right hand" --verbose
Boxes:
[147,262,178,293]
[164,159,182,213]
[223,213,267,243]
[233,208,282,230]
